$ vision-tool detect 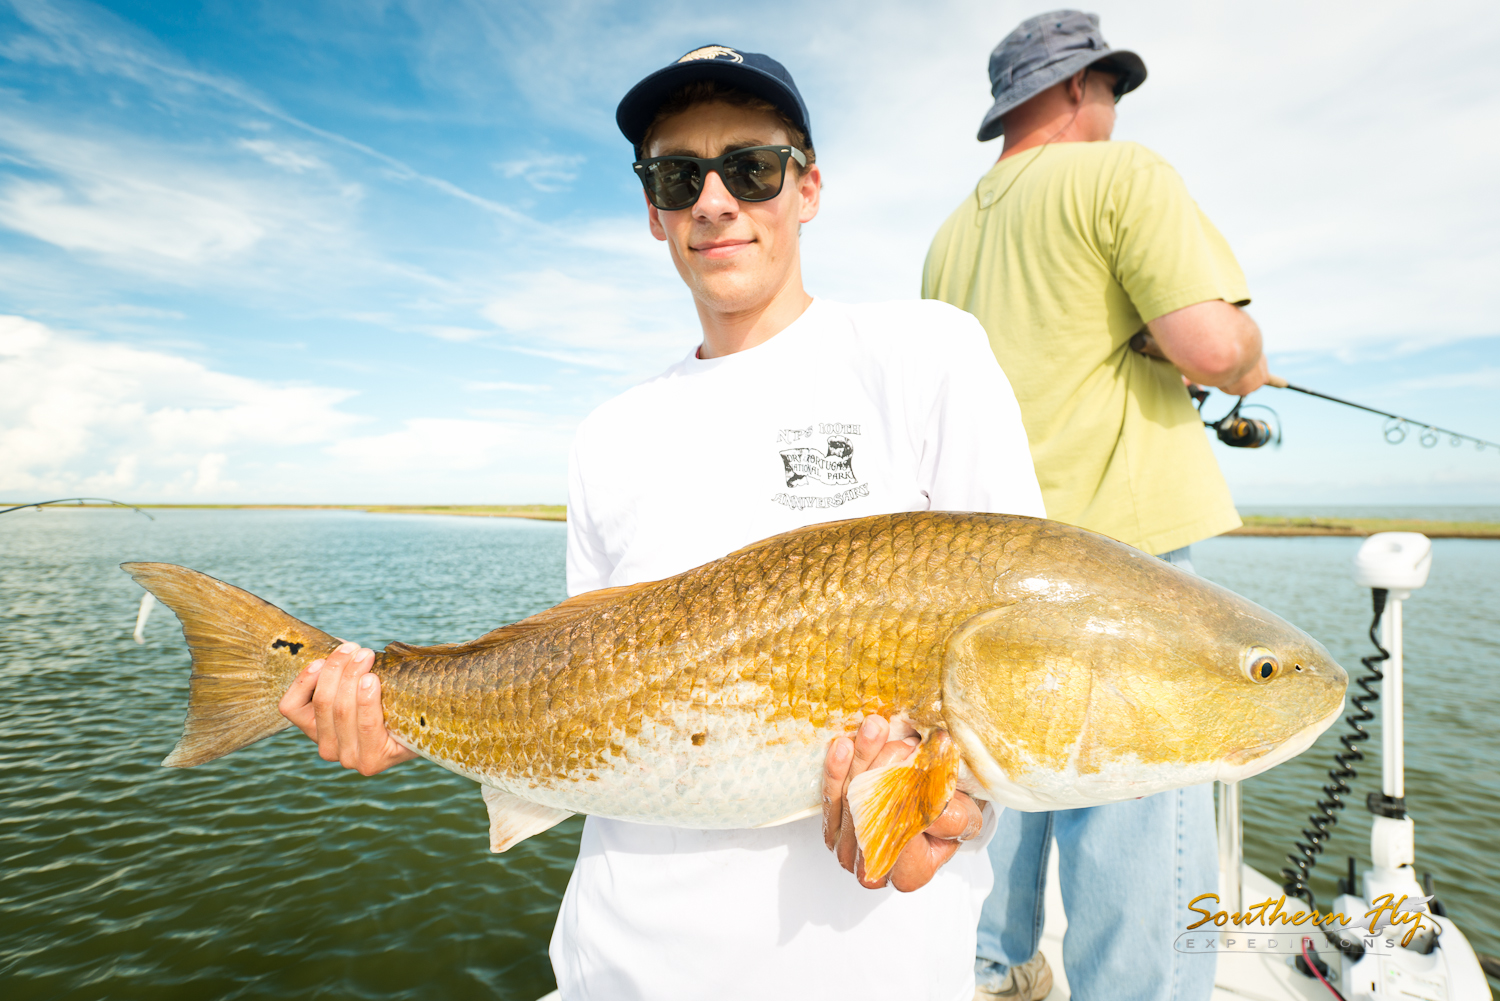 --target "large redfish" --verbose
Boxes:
[125,512,1346,880]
